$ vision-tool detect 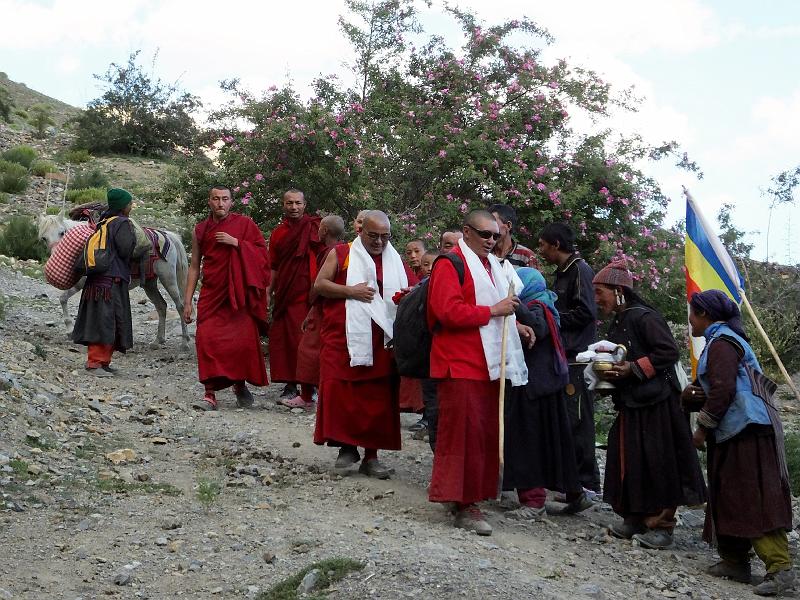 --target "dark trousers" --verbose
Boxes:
[565,364,601,492]
[422,378,438,451]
